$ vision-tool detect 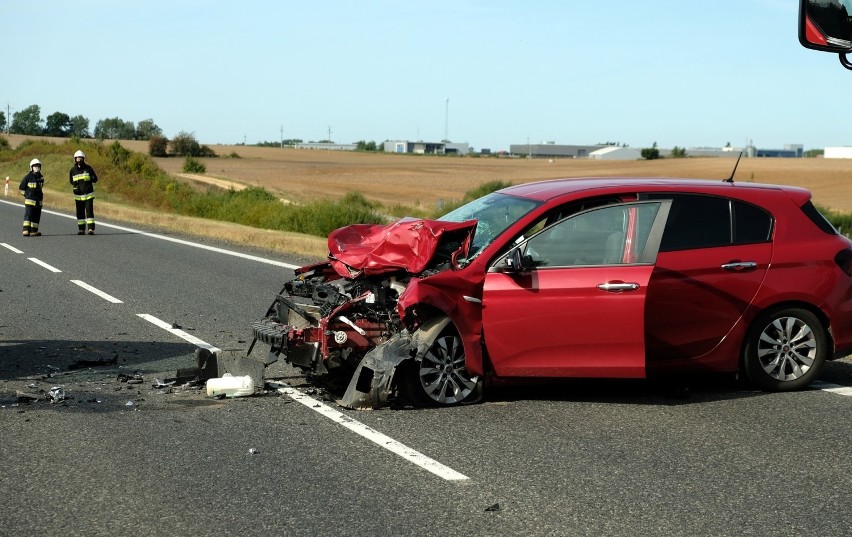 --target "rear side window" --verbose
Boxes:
[733,201,773,243]
[644,193,772,252]
[800,201,839,235]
